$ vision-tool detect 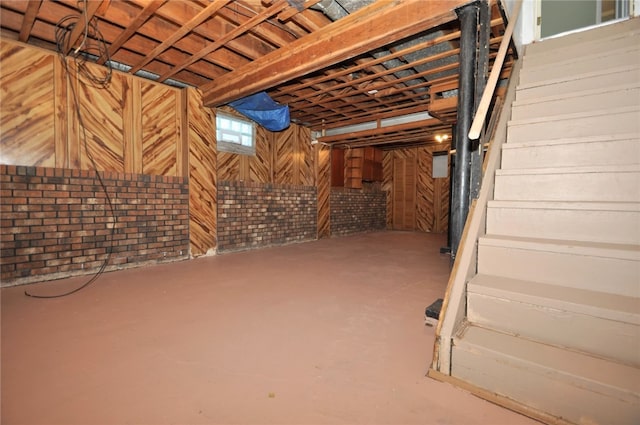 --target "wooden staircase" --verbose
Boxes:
[434,18,640,425]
